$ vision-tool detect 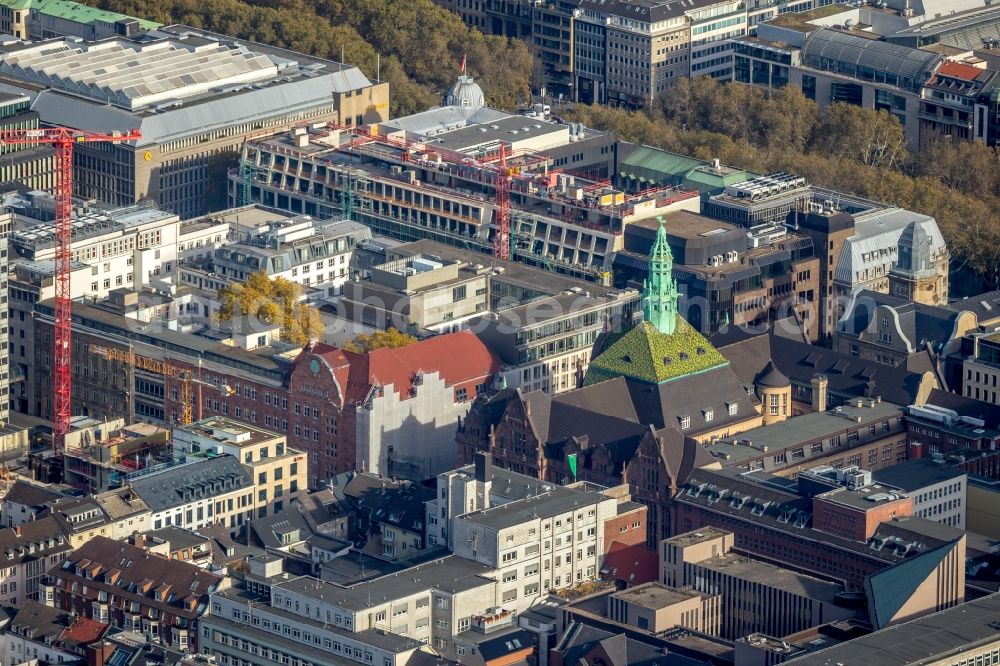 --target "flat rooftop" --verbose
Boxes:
[11,204,177,251]
[632,210,737,239]
[427,115,567,155]
[459,485,610,530]
[612,583,705,610]
[766,4,853,32]
[665,527,732,548]
[787,593,1000,665]
[816,483,909,510]
[696,553,844,604]
[705,400,904,464]
[178,417,287,449]
[276,556,496,612]
[872,458,966,491]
